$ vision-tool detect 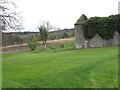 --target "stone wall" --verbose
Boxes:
[74,14,120,49]
[74,24,119,49]
[112,31,119,46]
[86,34,104,48]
